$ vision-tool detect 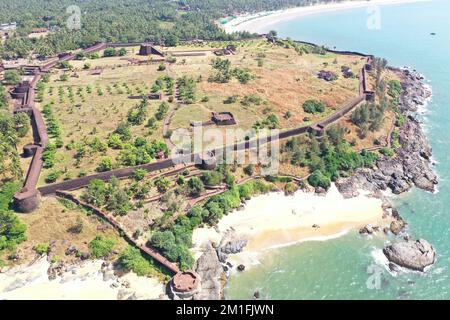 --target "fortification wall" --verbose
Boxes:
[55,191,180,275]
[14,40,375,210]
